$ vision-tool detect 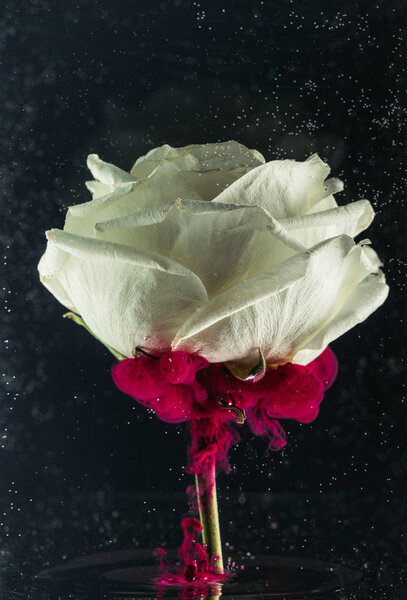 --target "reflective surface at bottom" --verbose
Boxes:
[1,491,404,599]
[29,550,361,599]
